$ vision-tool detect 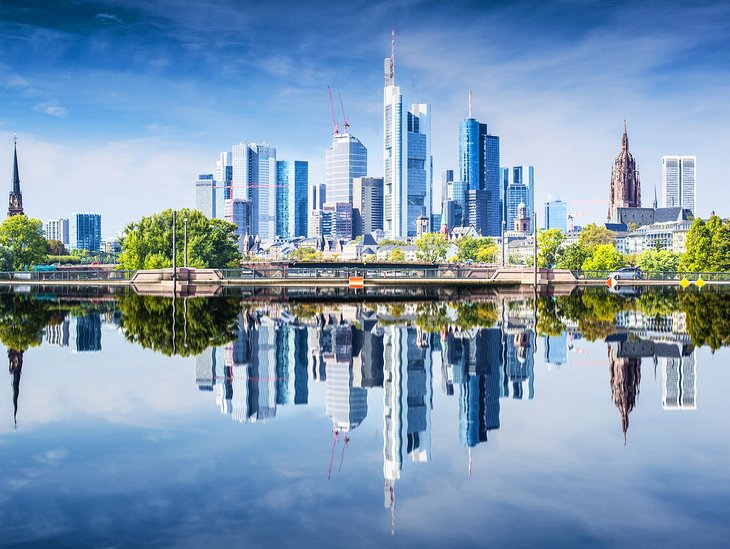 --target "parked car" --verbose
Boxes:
[610,266,642,280]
